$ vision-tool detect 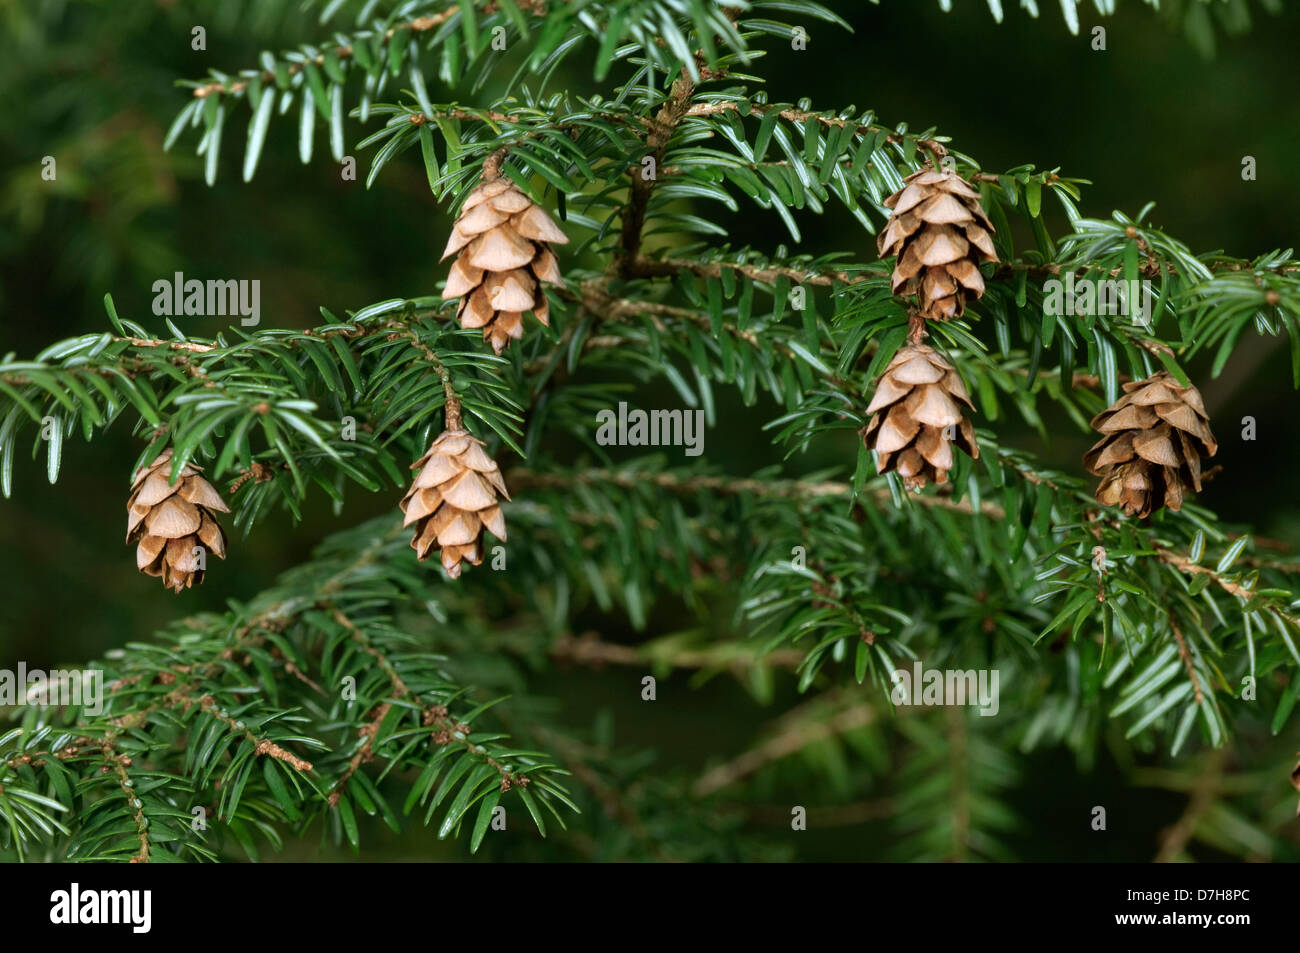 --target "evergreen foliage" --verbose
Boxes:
[3,0,1299,863]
